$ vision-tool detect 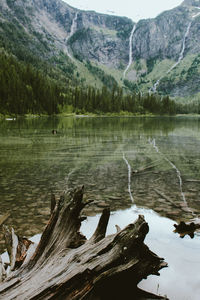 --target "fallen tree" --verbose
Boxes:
[0,186,168,299]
